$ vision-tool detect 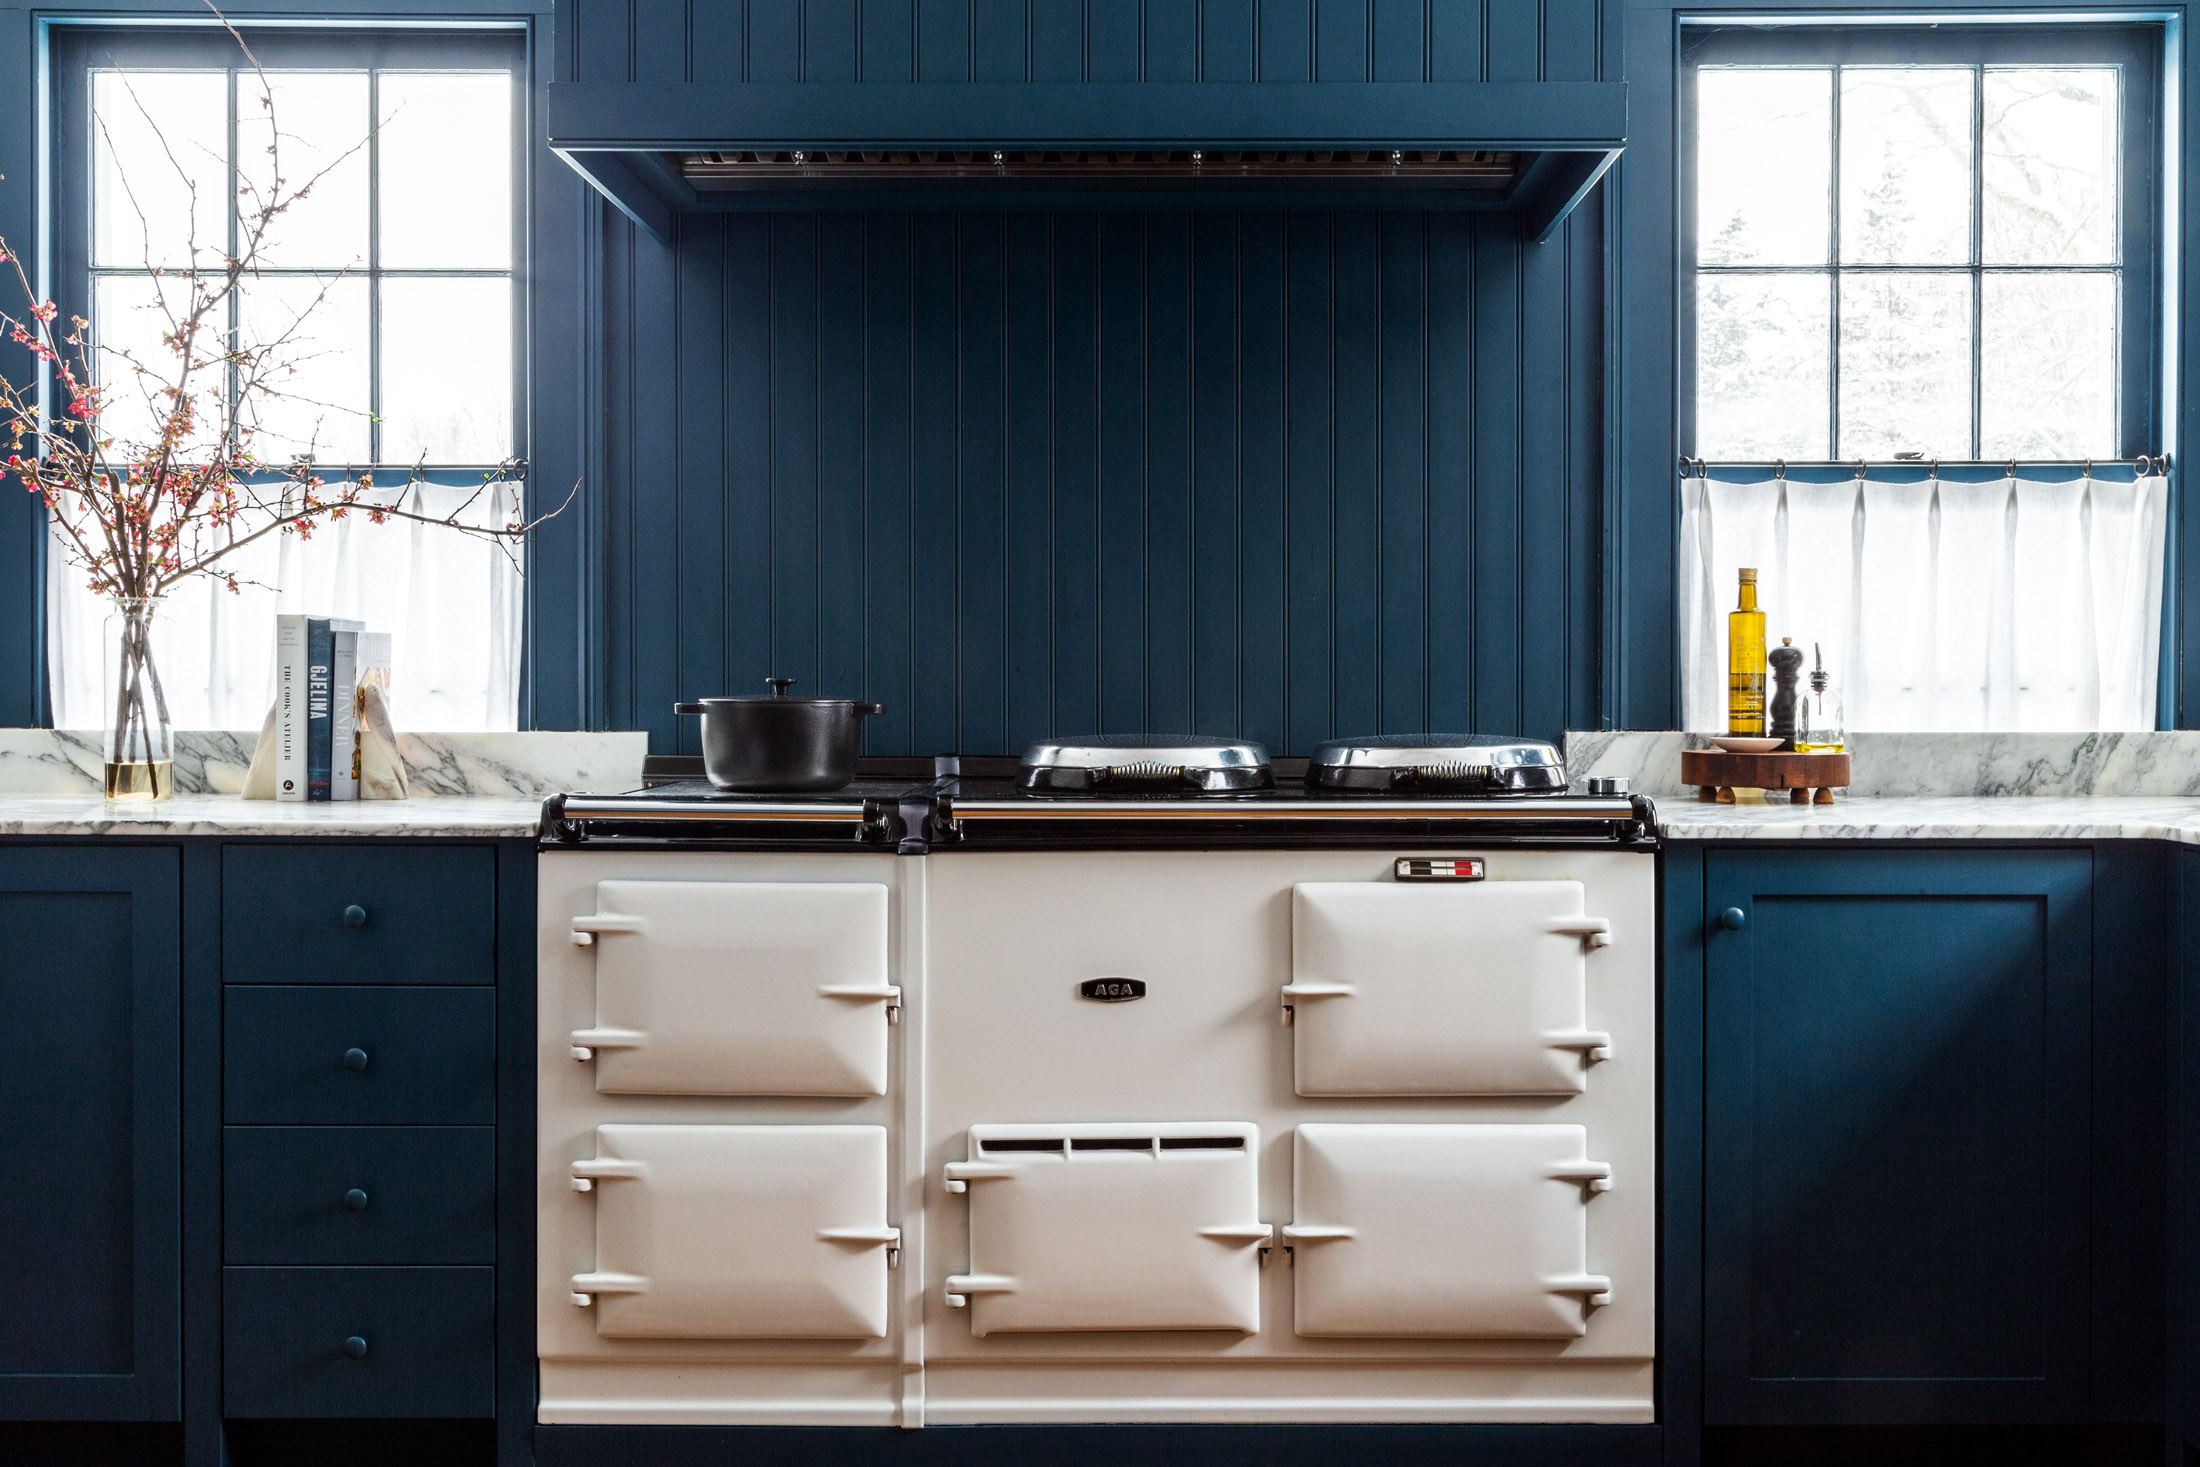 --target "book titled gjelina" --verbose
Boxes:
[276,614,365,802]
